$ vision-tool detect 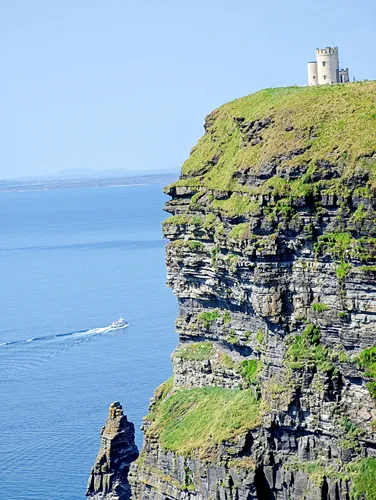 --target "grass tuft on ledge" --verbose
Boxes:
[147,386,261,456]
[174,342,215,361]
